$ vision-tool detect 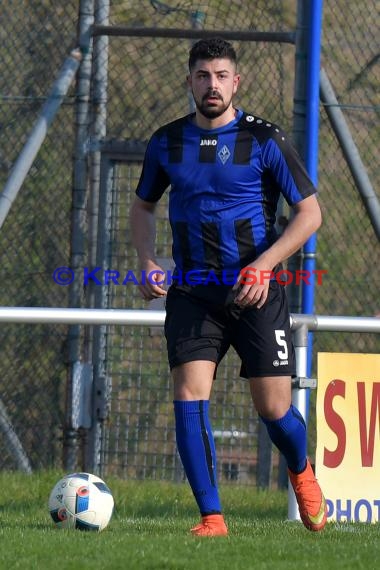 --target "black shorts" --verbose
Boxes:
[164,281,296,378]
